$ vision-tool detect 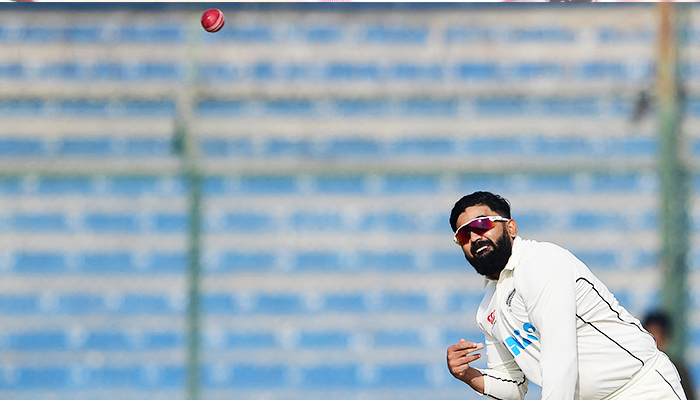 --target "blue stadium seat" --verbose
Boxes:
[325,63,381,81]
[444,26,493,43]
[532,136,595,155]
[356,252,415,271]
[11,214,67,232]
[106,176,160,196]
[292,211,344,231]
[0,295,40,314]
[218,251,275,272]
[375,364,428,387]
[362,25,428,44]
[225,332,276,349]
[303,27,342,43]
[149,252,186,274]
[10,331,67,350]
[579,62,628,80]
[508,27,576,43]
[383,174,440,194]
[458,173,512,194]
[512,62,564,80]
[606,138,656,156]
[401,98,458,116]
[263,138,313,157]
[134,63,181,81]
[325,138,383,157]
[37,177,93,195]
[572,250,617,270]
[570,212,628,231]
[0,99,45,116]
[143,331,183,350]
[238,176,298,195]
[301,364,360,388]
[57,294,104,315]
[18,27,59,43]
[334,99,390,115]
[40,63,83,80]
[117,295,176,314]
[15,367,70,389]
[360,212,417,232]
[589,173,640,192]
[314,175,367,194]
[511,212,548,233]
[391,138,454,155]
[221,212,272,232]
[86,366,146,388]
[57,100,110,117]
[457,63,499,81]
[119,26,185,43]
[0,177,22,195]
[264,99,315,116]
[210,26,274,43]
[63,26,102,43]
[295,251,343,271]
[391,63,443,80]
[298,331,350,349]
[373,330,423,348]
[14,252,66,273]
[80,252,135,274]
[523,174,575,193]
[196,100,246,116]
[540,97,600,116]
[58,137,112,155]
[122,100,175,116]
[0,63,23,79]
[84,213,140,233]
[202,294,238,314]
[250,62,274,80]
[154,213,187,233]
[157,365,185,388]
[252,294,303,315]
[91,62,129,80]
[229,365,286,388]
[323,293,367,313]
[82,331,131,350]
[430,251,467,271]
[201,138,253,158]
[463,137,527,155]
[199,64,241,82]
[380,292,429,313]
[0,138,45,156]
[445,292,483,313]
